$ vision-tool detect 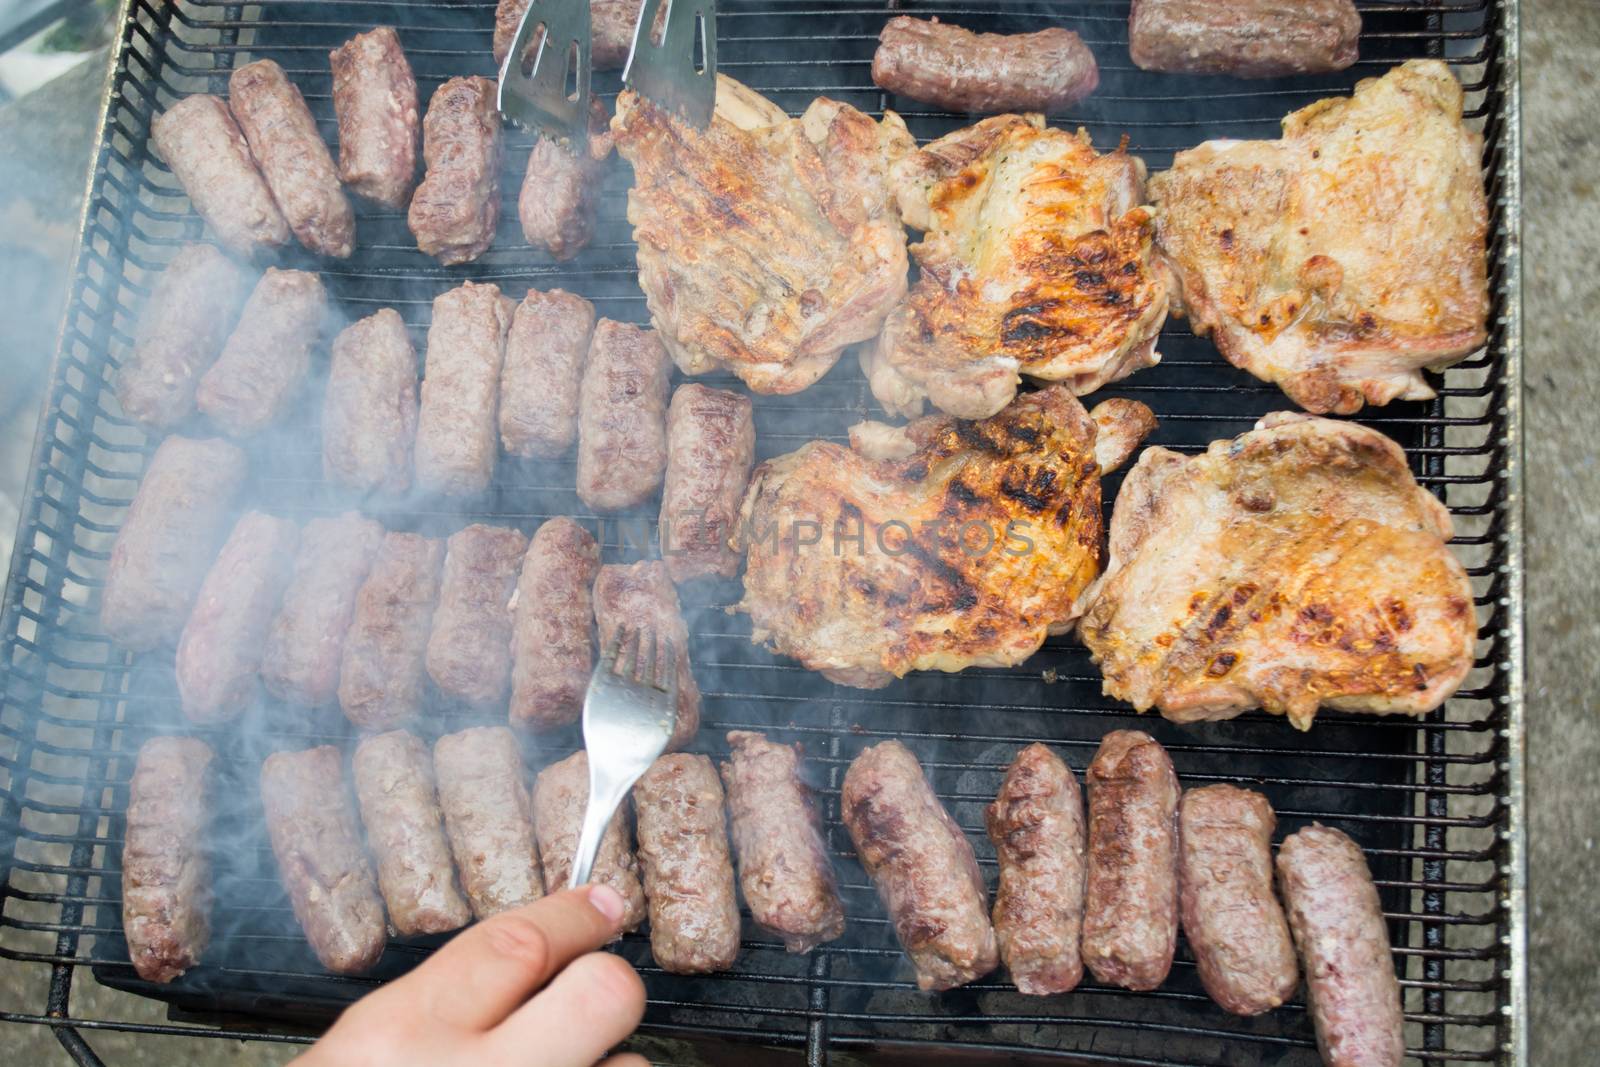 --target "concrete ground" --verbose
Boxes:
[0,1,1594,1064]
